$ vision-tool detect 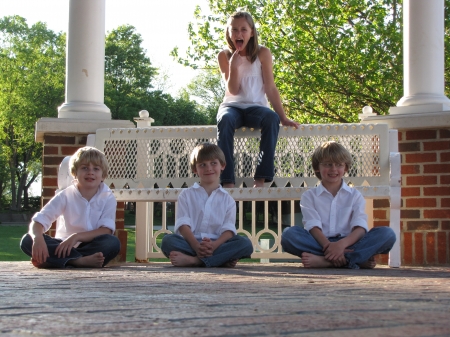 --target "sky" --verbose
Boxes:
[1,0,211,95]
[1,0,211,196]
